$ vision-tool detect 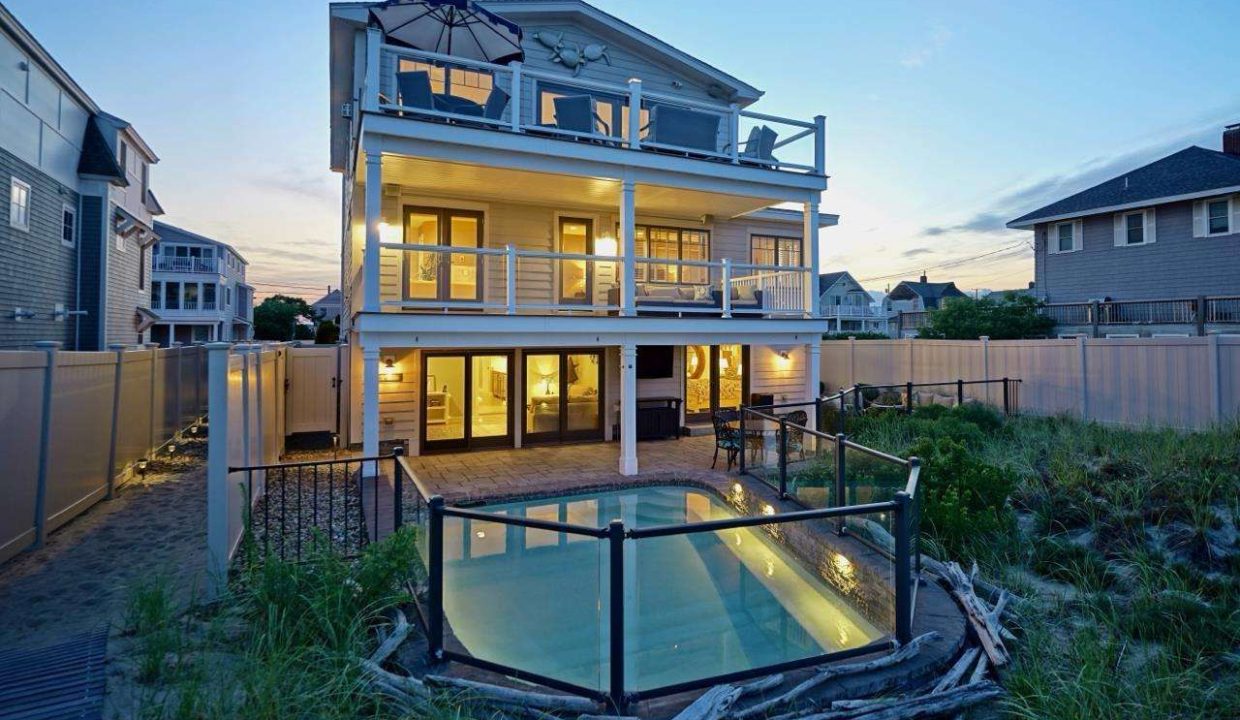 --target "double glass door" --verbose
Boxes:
[422,352,513,452]
[523,351,604,443]
[404,207,484,304]
[685,345,747,421]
